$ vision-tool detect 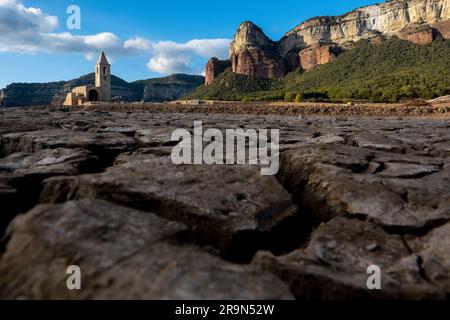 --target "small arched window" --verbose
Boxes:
[103,67,106,75]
